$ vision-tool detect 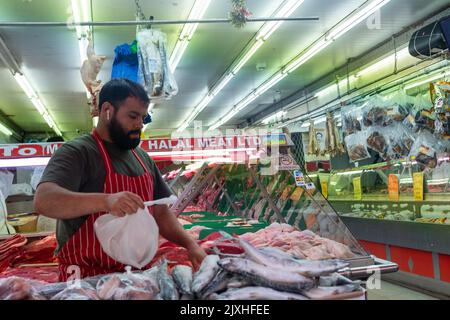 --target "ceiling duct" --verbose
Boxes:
[409,15,450,59]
